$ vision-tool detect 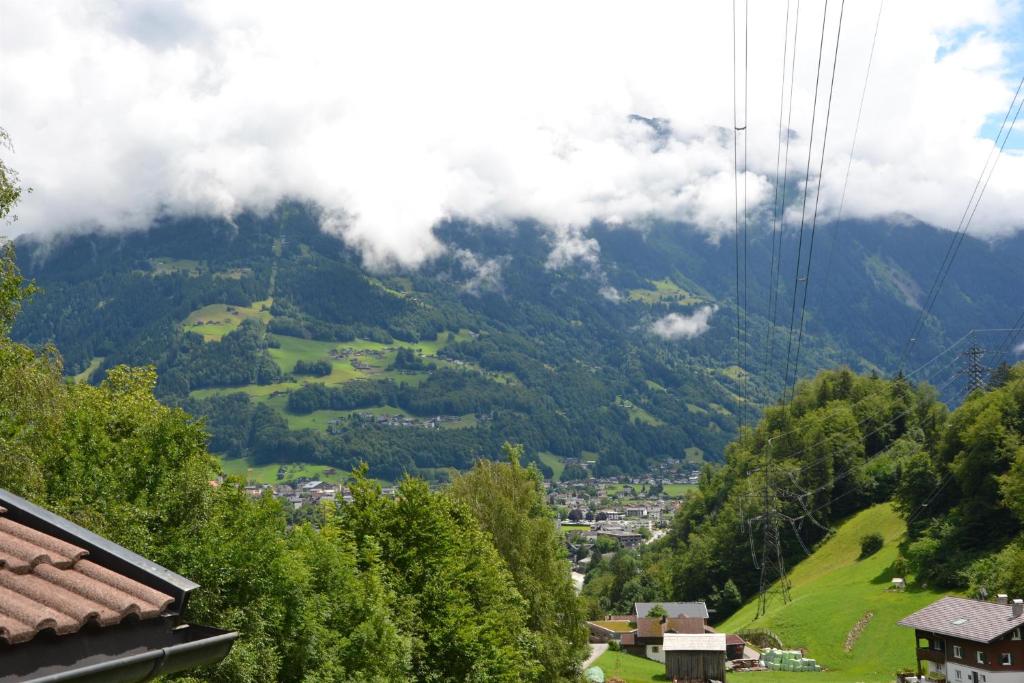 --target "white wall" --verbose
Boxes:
[645,644,665,664]
[945,662,1024,683]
